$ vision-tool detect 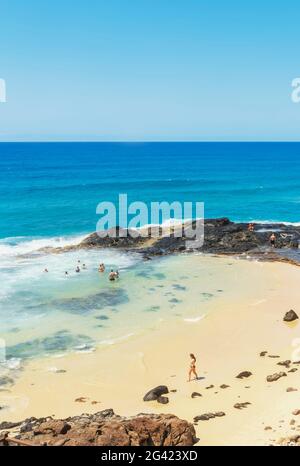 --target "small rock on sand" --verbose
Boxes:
[191,392,202,398]
[292,409,300,416]
[286,387,298,392]
[220,384,230,389]
[236,371,252,379]
[260,351,268,357]
[277,360,291,368]
[266,372,287,382]
[234,402,251,410]
[194,412,225,422]
[75,397,88,403]
[283,310,299,322]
